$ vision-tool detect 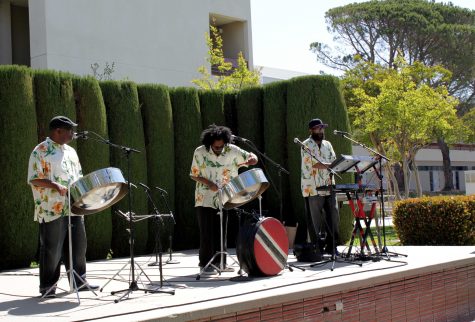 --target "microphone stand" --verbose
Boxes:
[335,133,407,260]
[140,185,175,294]
[84,131,174,302]
[236,138,304,273]
[155,187,179,264]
